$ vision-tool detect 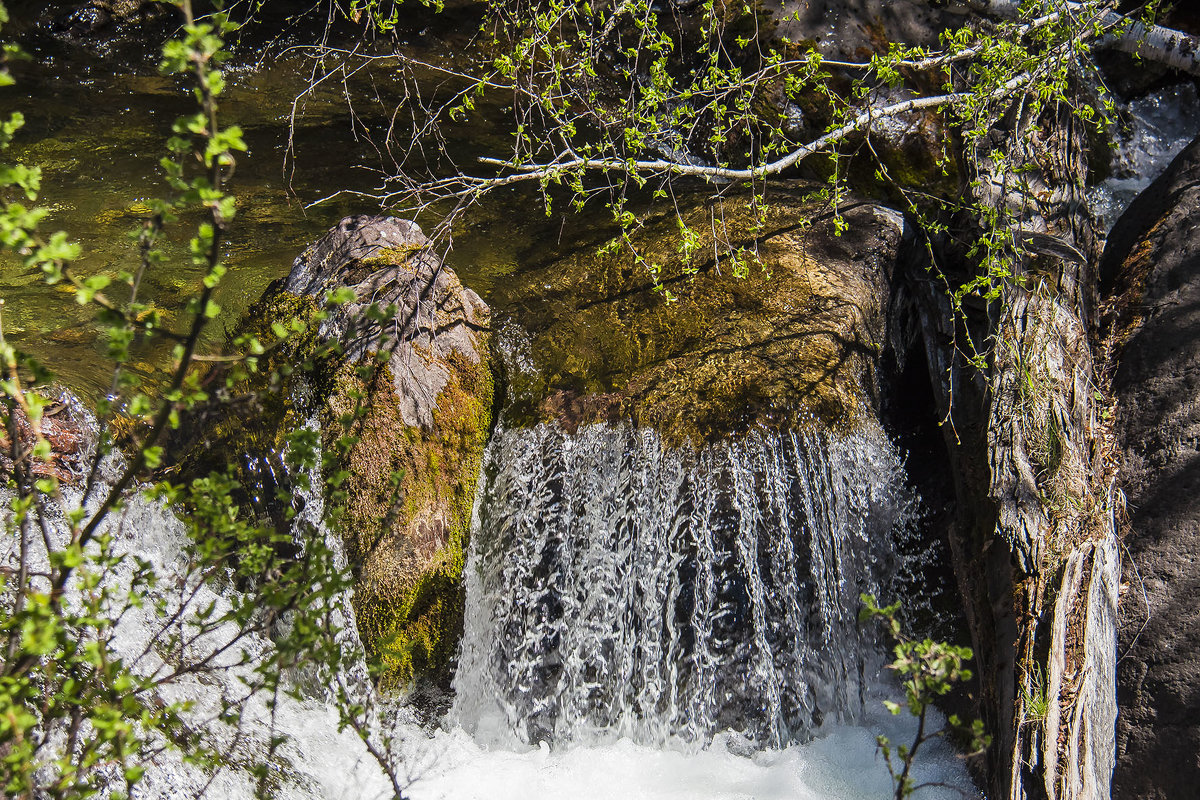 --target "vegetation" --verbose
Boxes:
[0,2,412,797]
[0,0,1191,796]
[333,0,1150,318]
[861,594,989,800]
